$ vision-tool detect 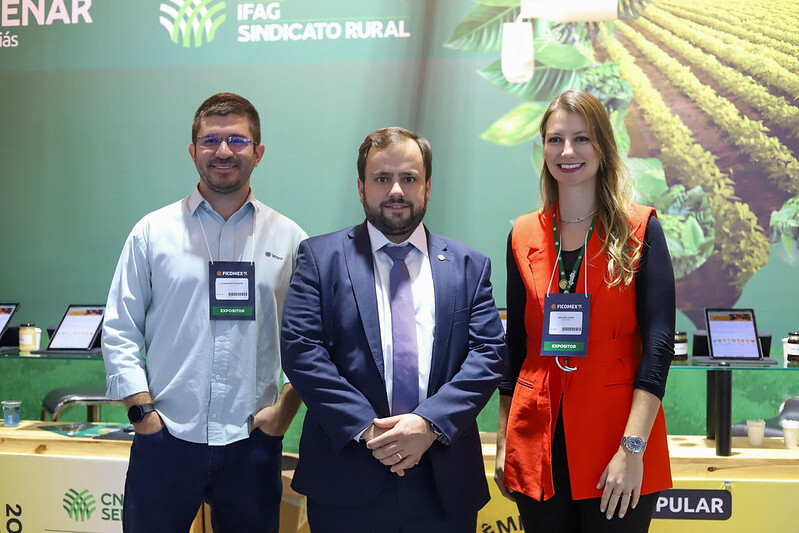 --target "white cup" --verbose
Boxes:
[747,419,766,446]
[782,420,799,448]
[501,22,534,83]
